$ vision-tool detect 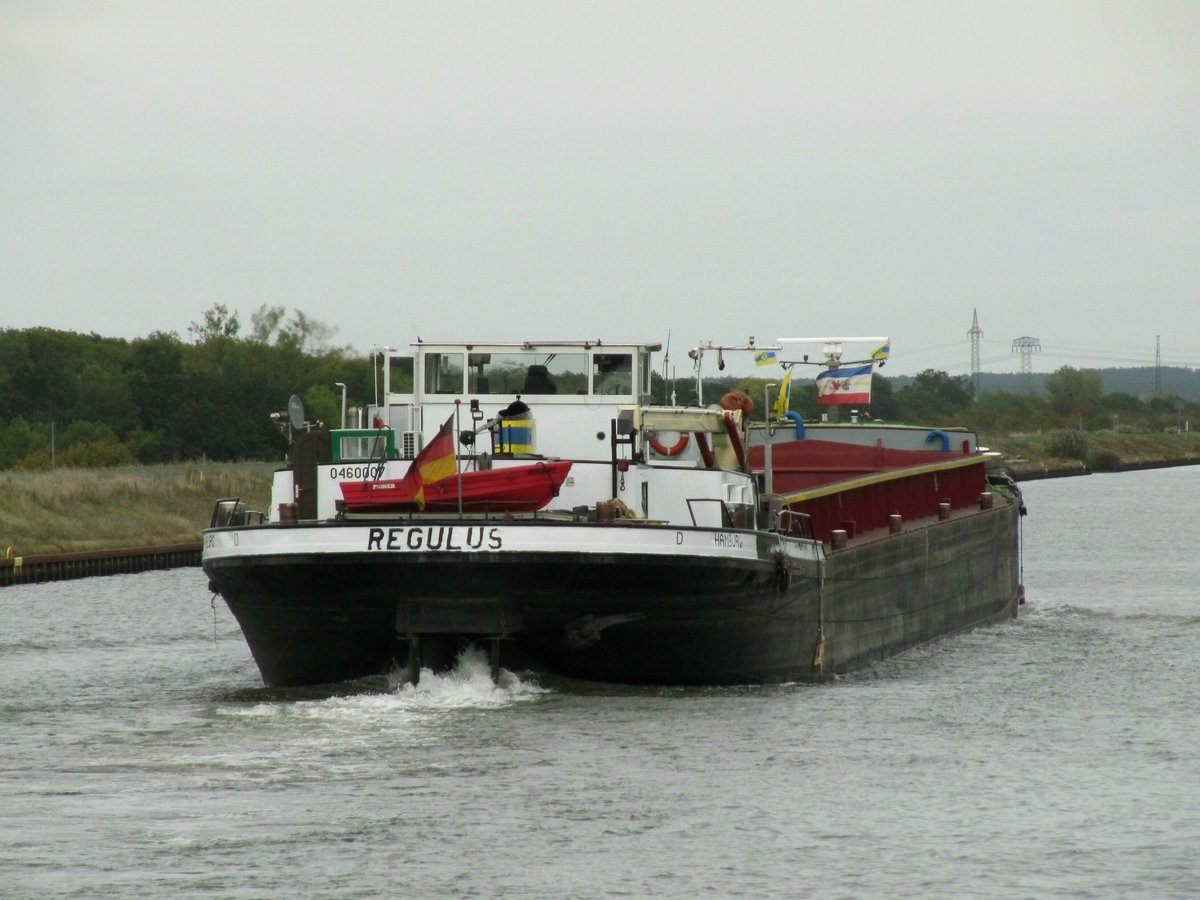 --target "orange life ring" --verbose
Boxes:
[649,432,690,457]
